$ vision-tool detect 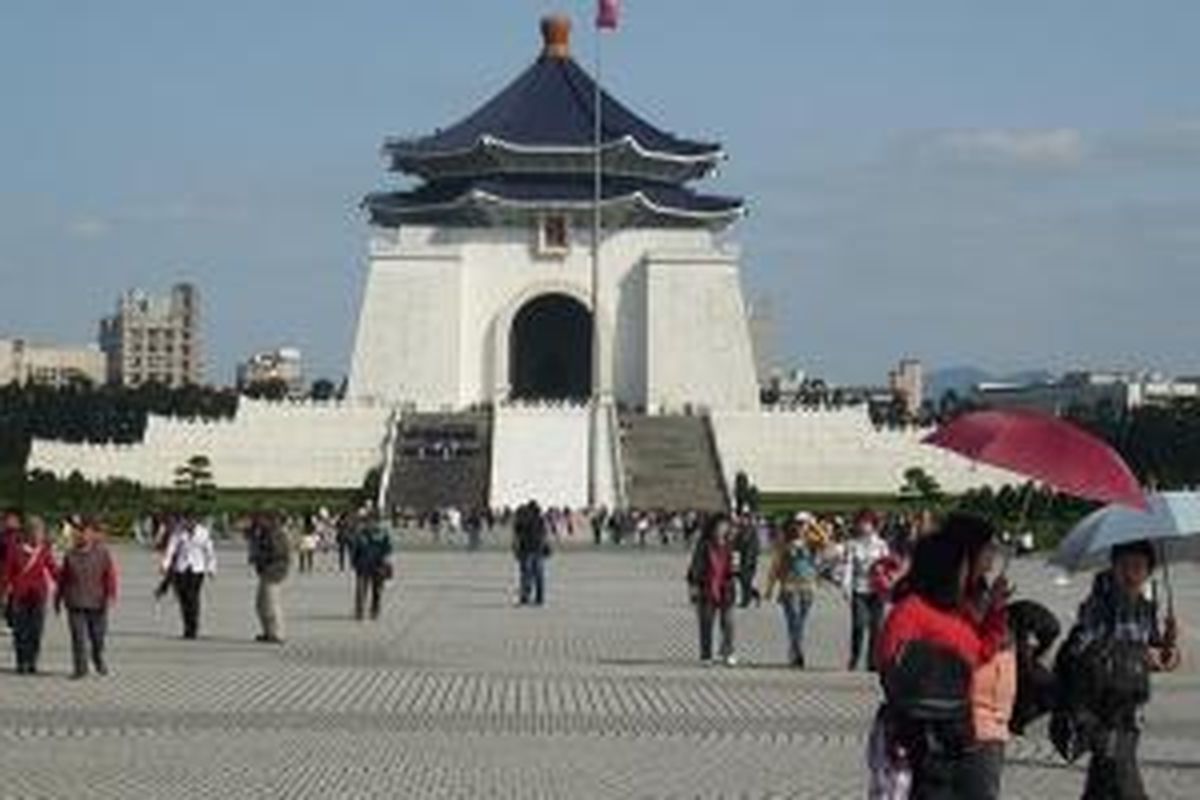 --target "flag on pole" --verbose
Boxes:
[597,0,619,30]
